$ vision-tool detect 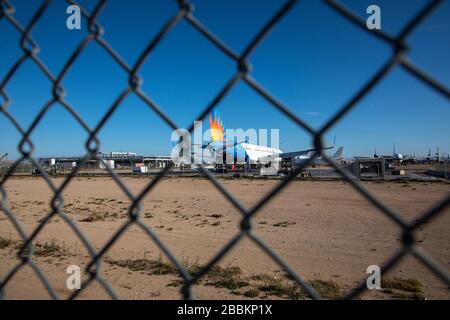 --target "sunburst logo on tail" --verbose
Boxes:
[209,113,226,142]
